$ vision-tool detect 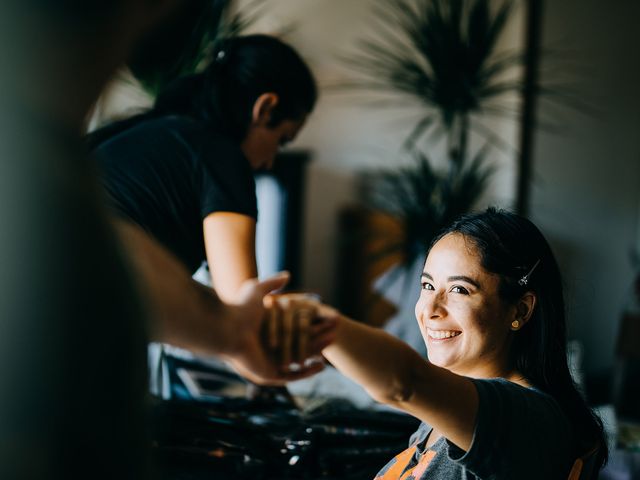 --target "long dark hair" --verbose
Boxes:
[432,207,607,476]
[87,34,317,149]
